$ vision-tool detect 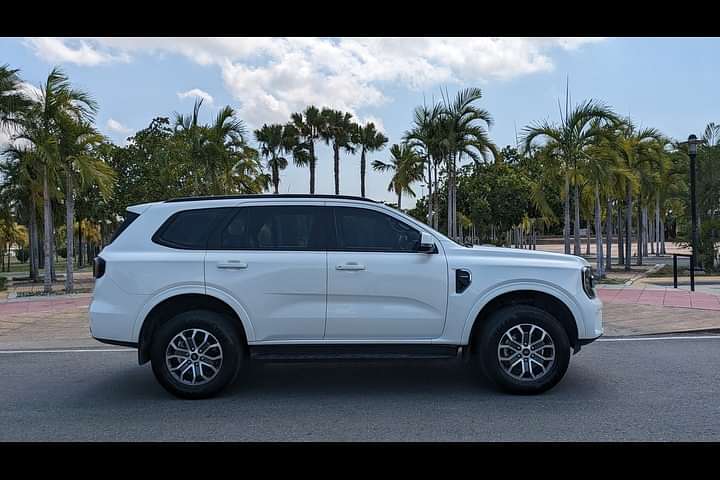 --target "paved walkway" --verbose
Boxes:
[597,286,720,310]
[1,289,720,349]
